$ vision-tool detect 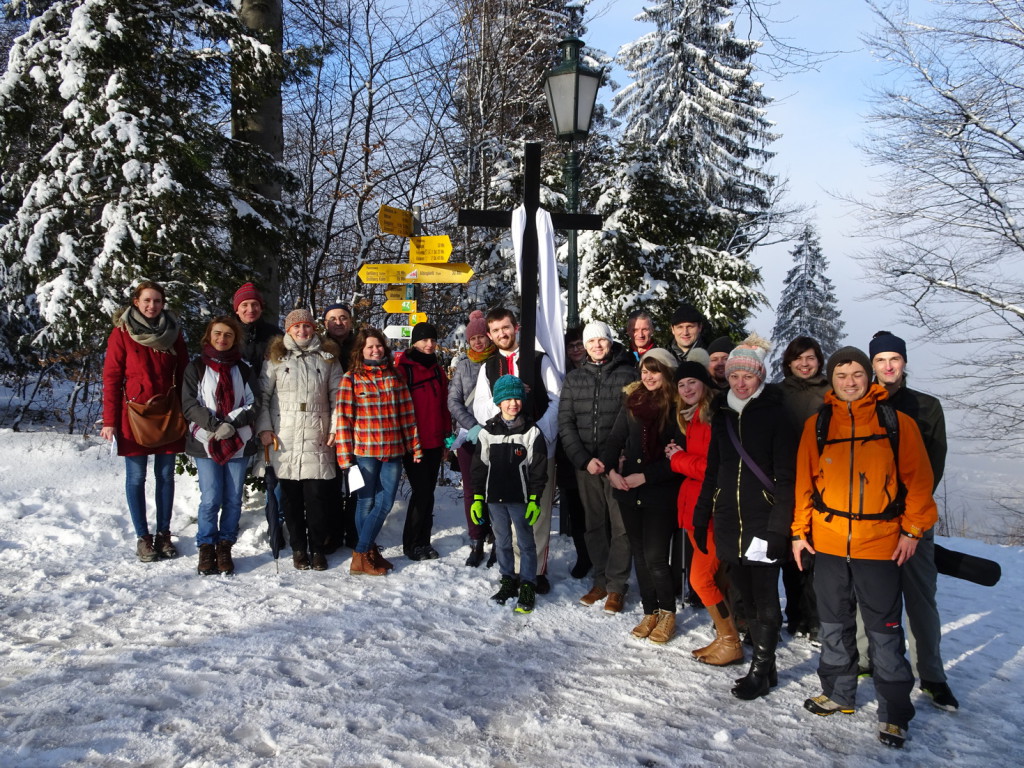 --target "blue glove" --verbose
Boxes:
[525,495,541,526]
[466,424,483,444]
[470,494,485,525]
